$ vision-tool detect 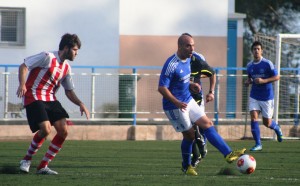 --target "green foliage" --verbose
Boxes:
[235,0,300,65]
[0,140,299,186]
